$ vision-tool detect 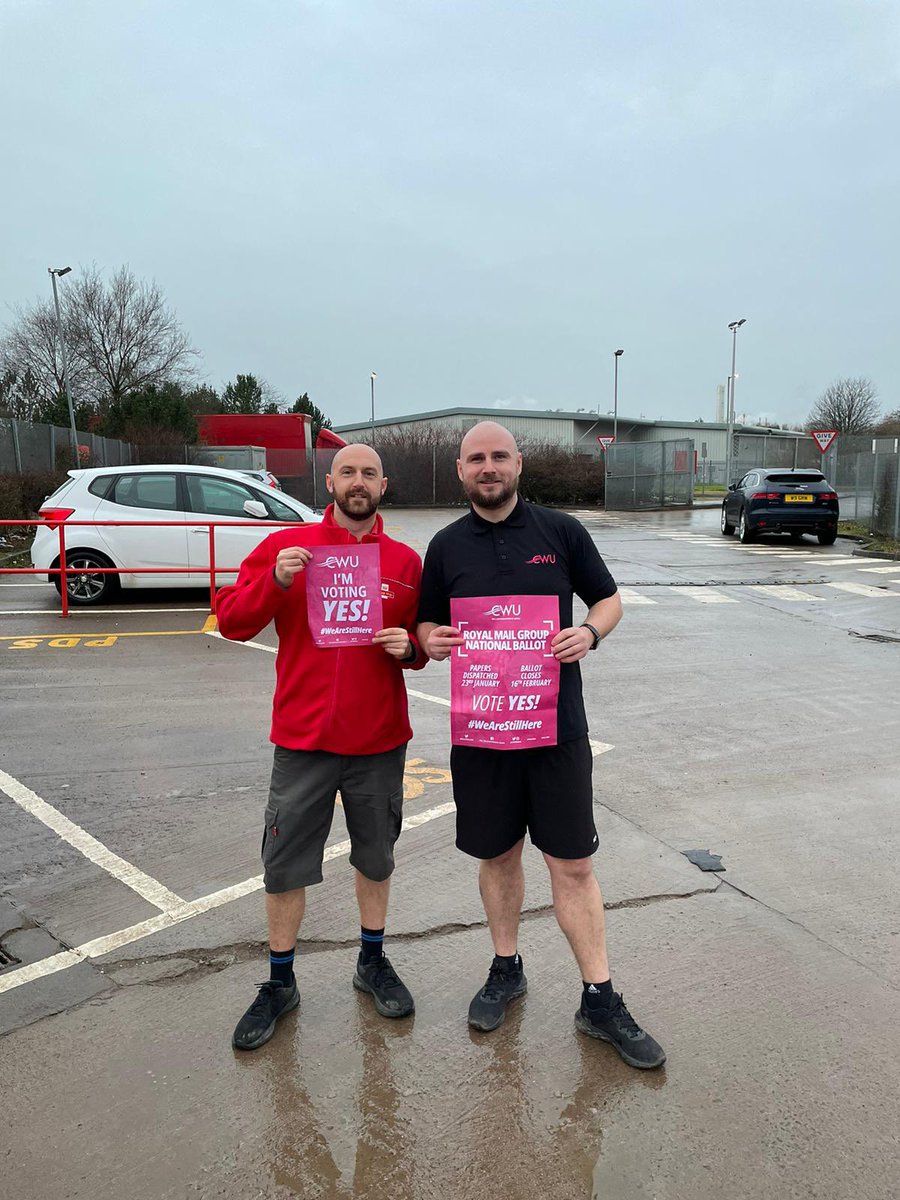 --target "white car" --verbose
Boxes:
[31,464,319,606]
[238,469,282,489]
